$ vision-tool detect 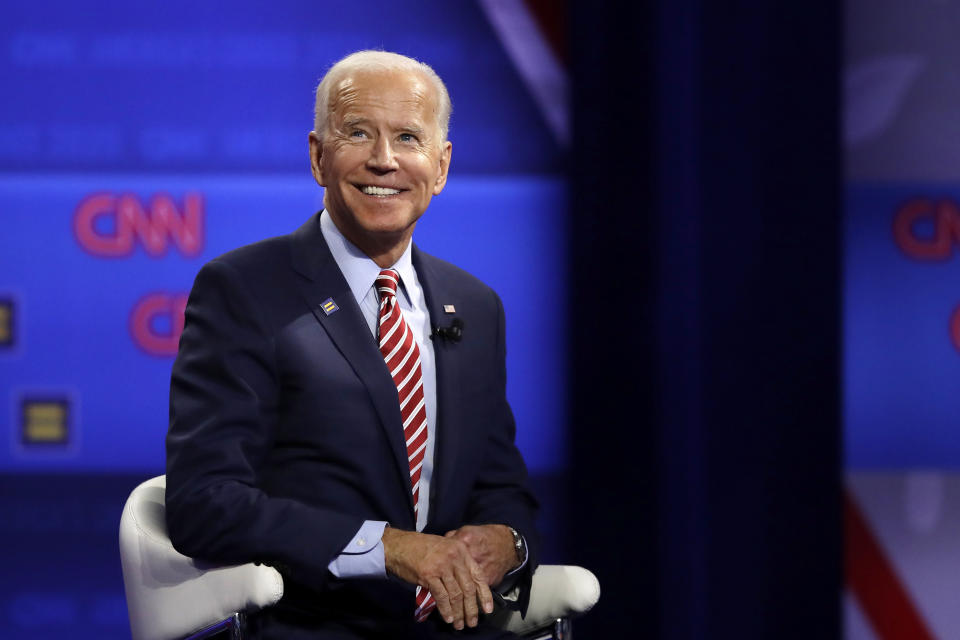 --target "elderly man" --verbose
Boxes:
[165,50,540,639]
